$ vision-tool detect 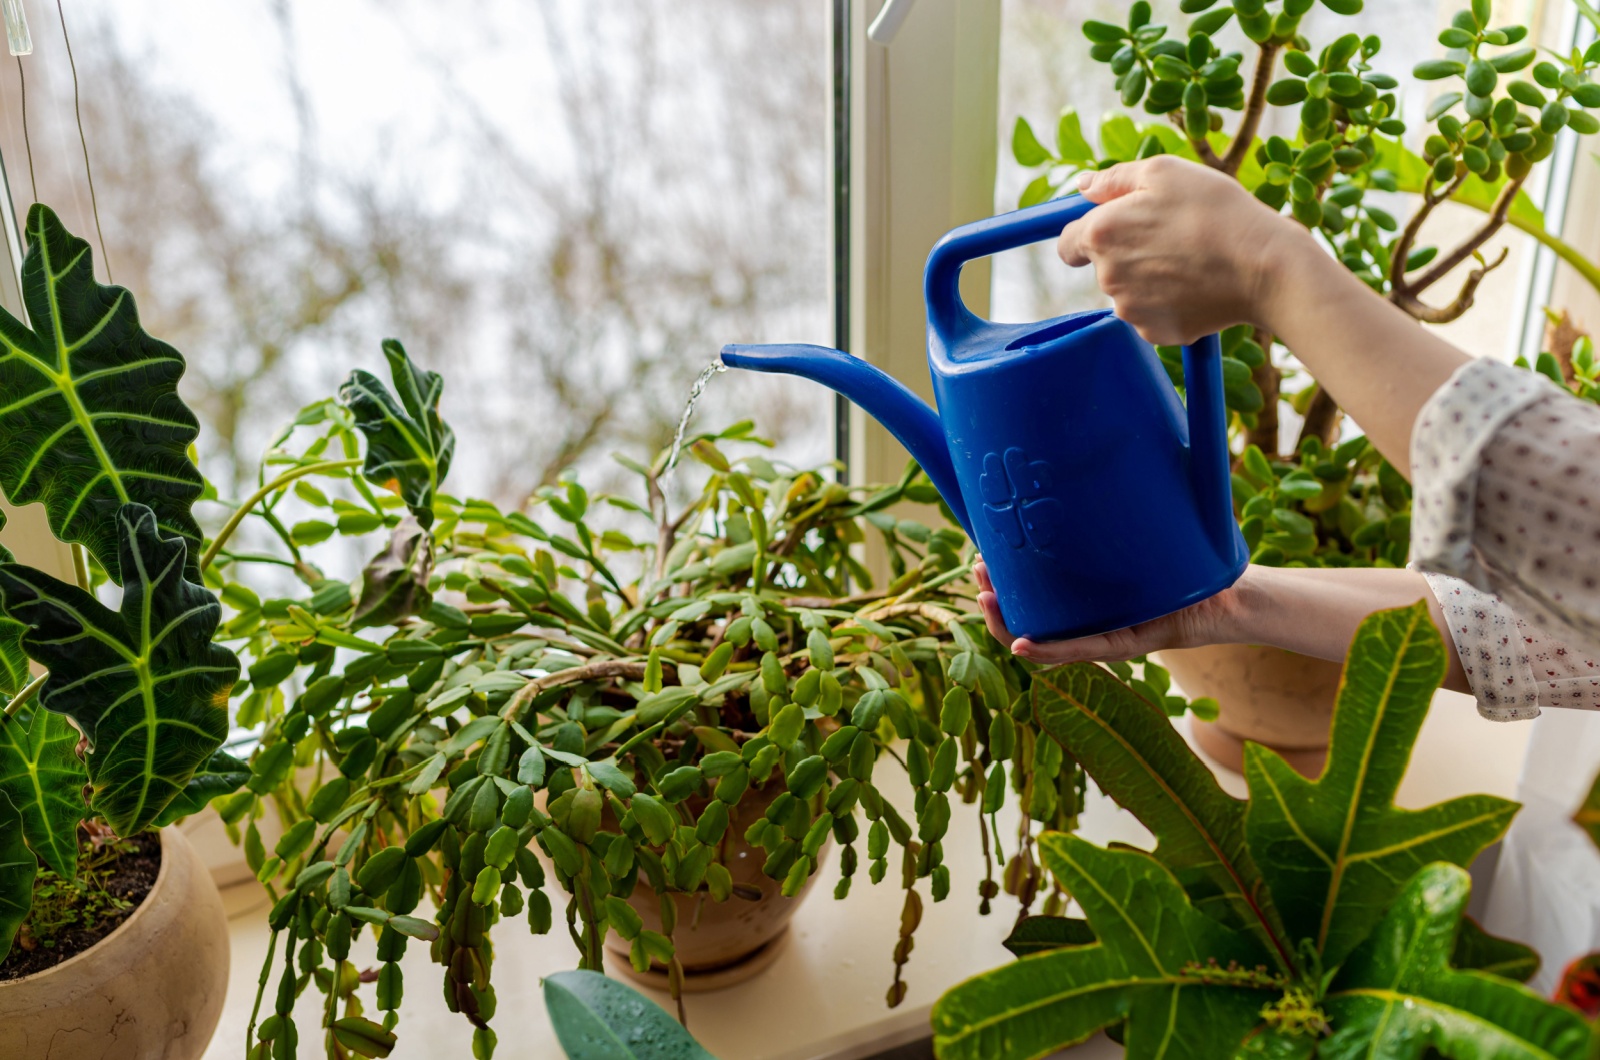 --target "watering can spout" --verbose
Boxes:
[718,344,972,538]
[1180,334,1240,558]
